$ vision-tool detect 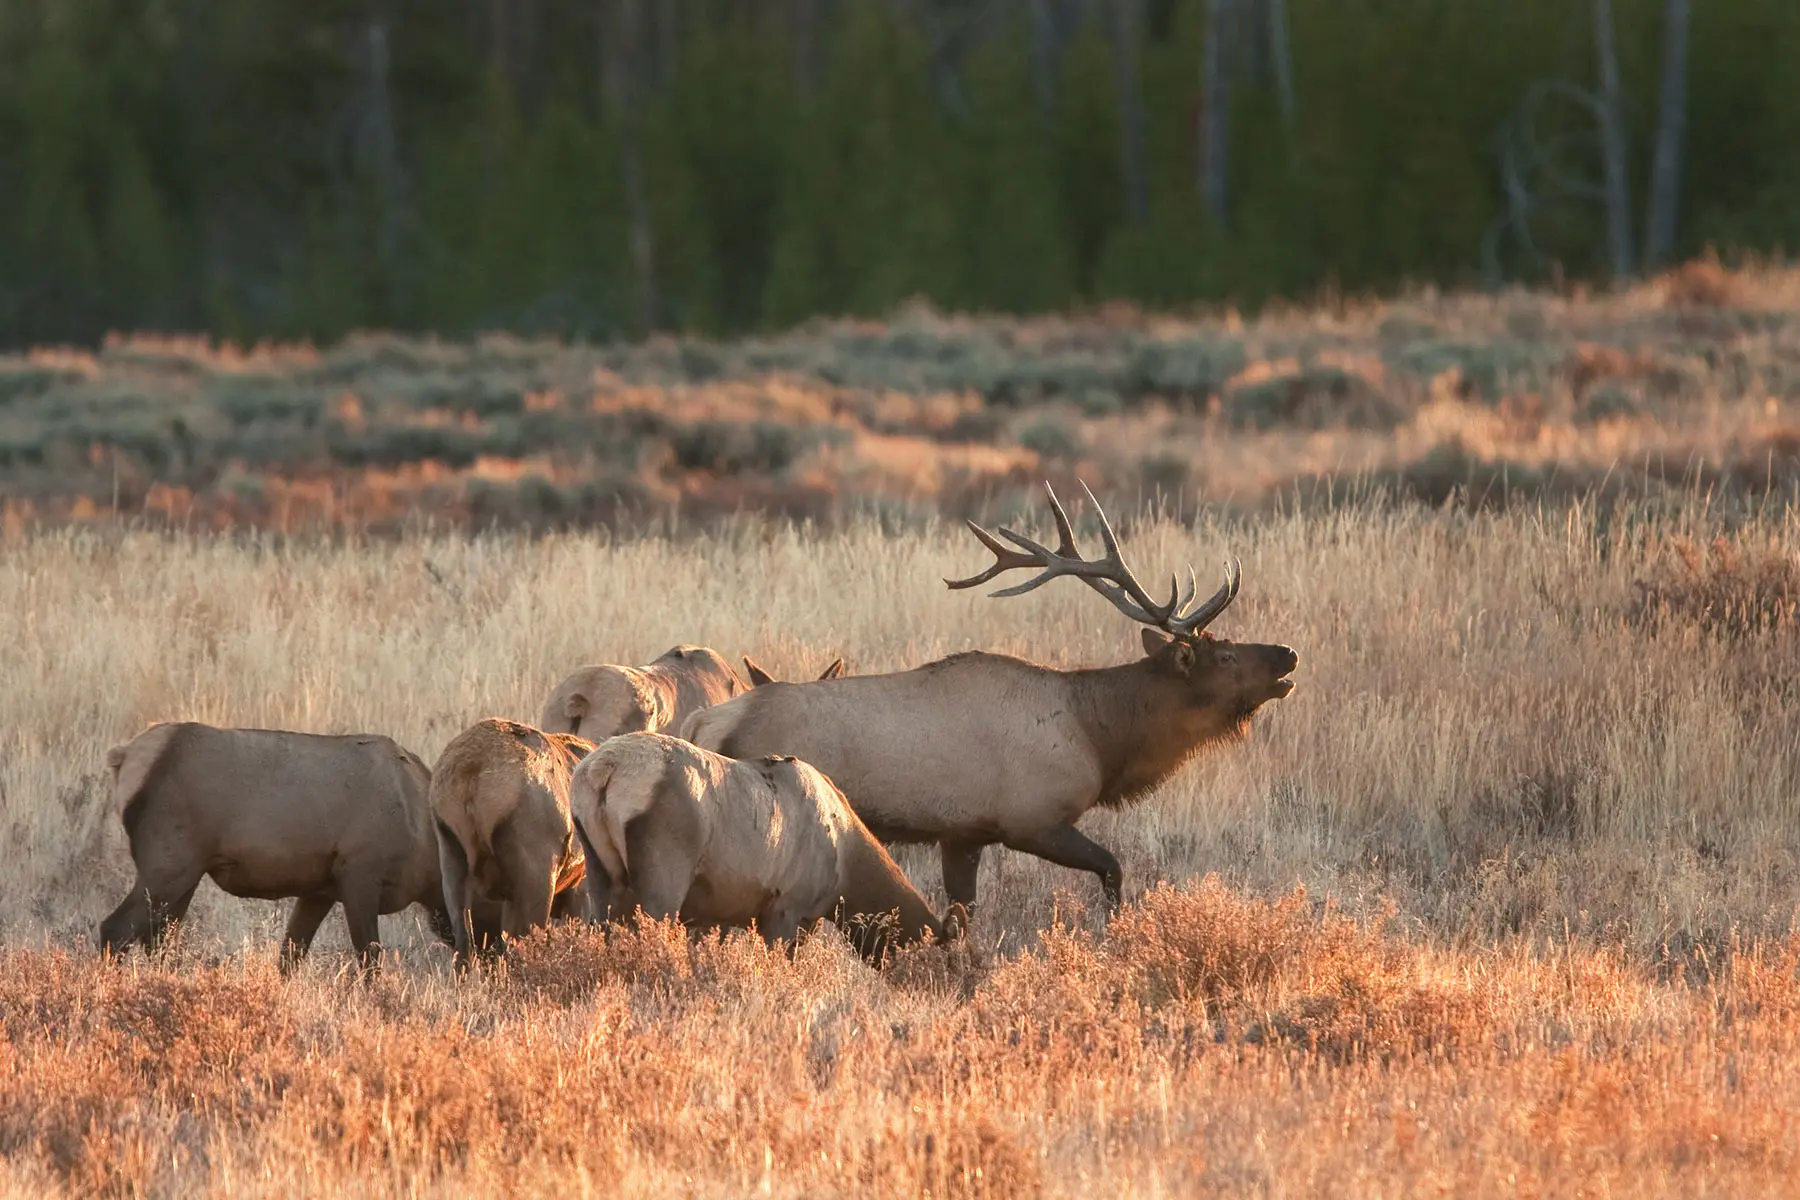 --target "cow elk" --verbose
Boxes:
[568,732,963,963]
[430,718,595,967]
[539,644,845,742]
[685,482,1297,913]
[98,722,454,975]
